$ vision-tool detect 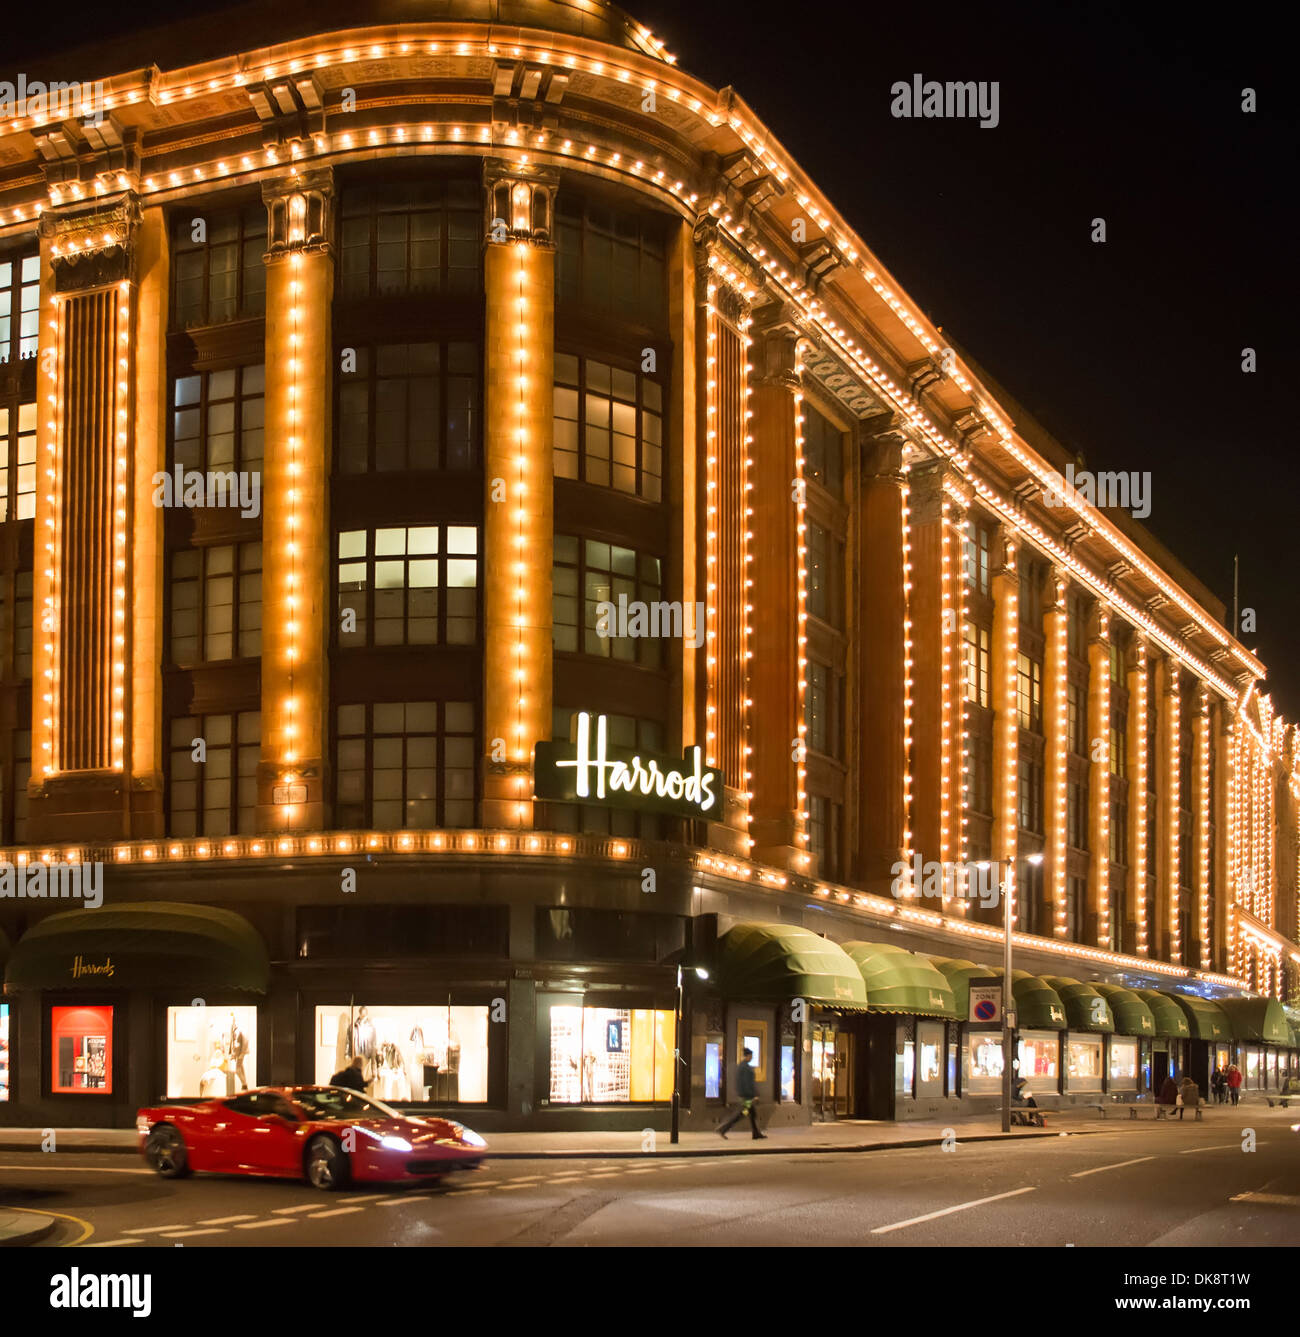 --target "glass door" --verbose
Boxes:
[835,1030,854,1117]
[812,1025,837,1120]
